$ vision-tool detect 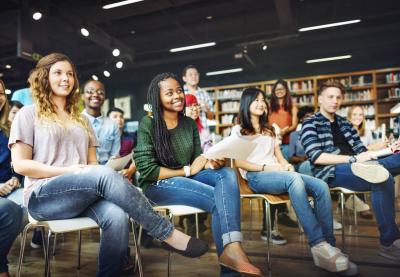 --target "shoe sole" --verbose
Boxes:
[351,163,389,184]
[30,242,42,249]
[219,262,263,276]
[378,250,400,262]
[260,236,287,245]
[312,254,349,272]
